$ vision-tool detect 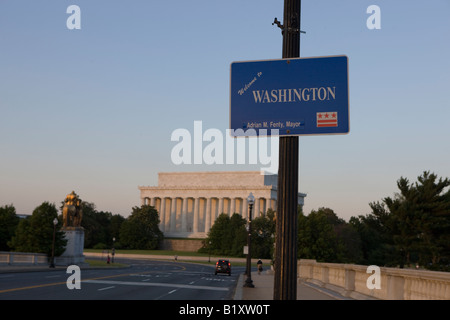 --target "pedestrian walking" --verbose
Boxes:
[257,259,263,275]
